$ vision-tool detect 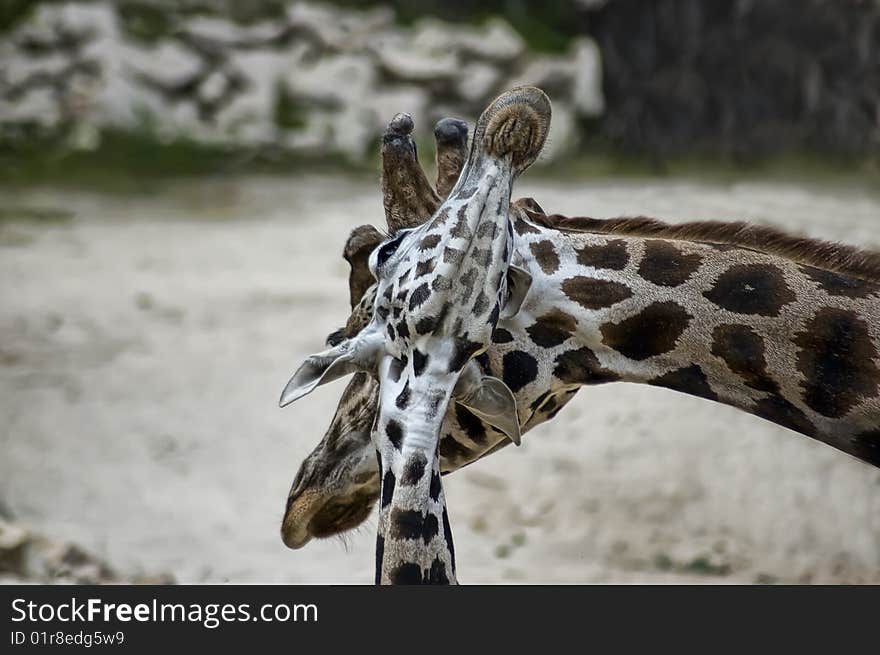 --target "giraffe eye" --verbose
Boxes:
[376,232,407,268]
